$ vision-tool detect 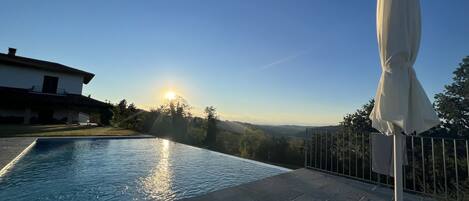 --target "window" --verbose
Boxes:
[42,76,59,94]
